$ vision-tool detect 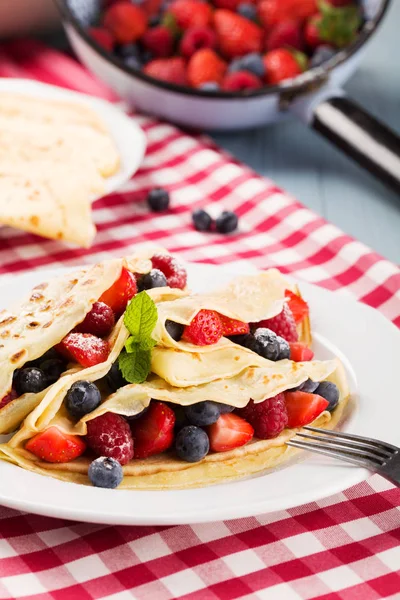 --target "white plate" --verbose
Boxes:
[0,78,146,198]
[0,262,398,525]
